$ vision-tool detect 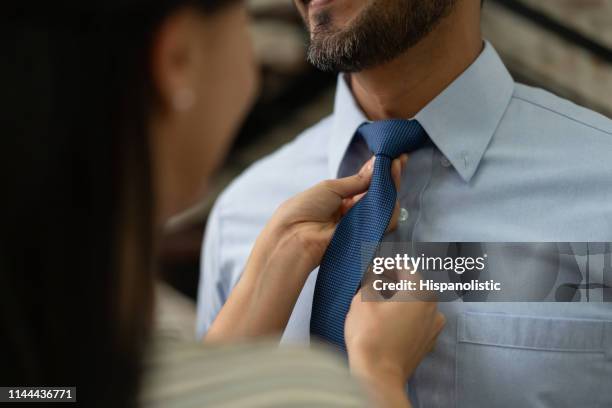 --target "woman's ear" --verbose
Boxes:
[150,8,203,113]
